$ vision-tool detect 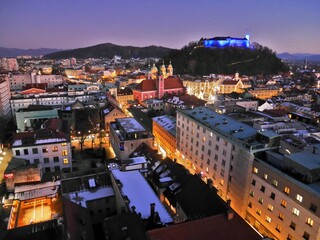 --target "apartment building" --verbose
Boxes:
[176,107,280,218]
[0,76,11,120]
[247,148,320,240]
[110,118,153,160]
[11,119,72,173]
[152,115,176,159]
